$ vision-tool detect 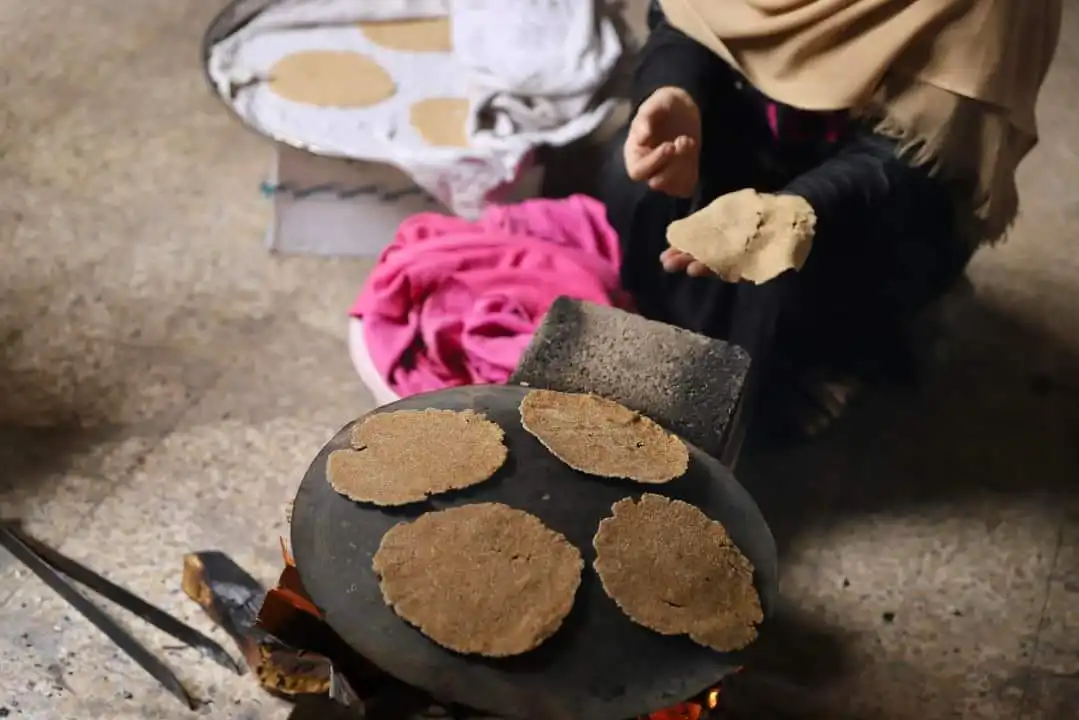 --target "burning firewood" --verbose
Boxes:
[181,550,334,698]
